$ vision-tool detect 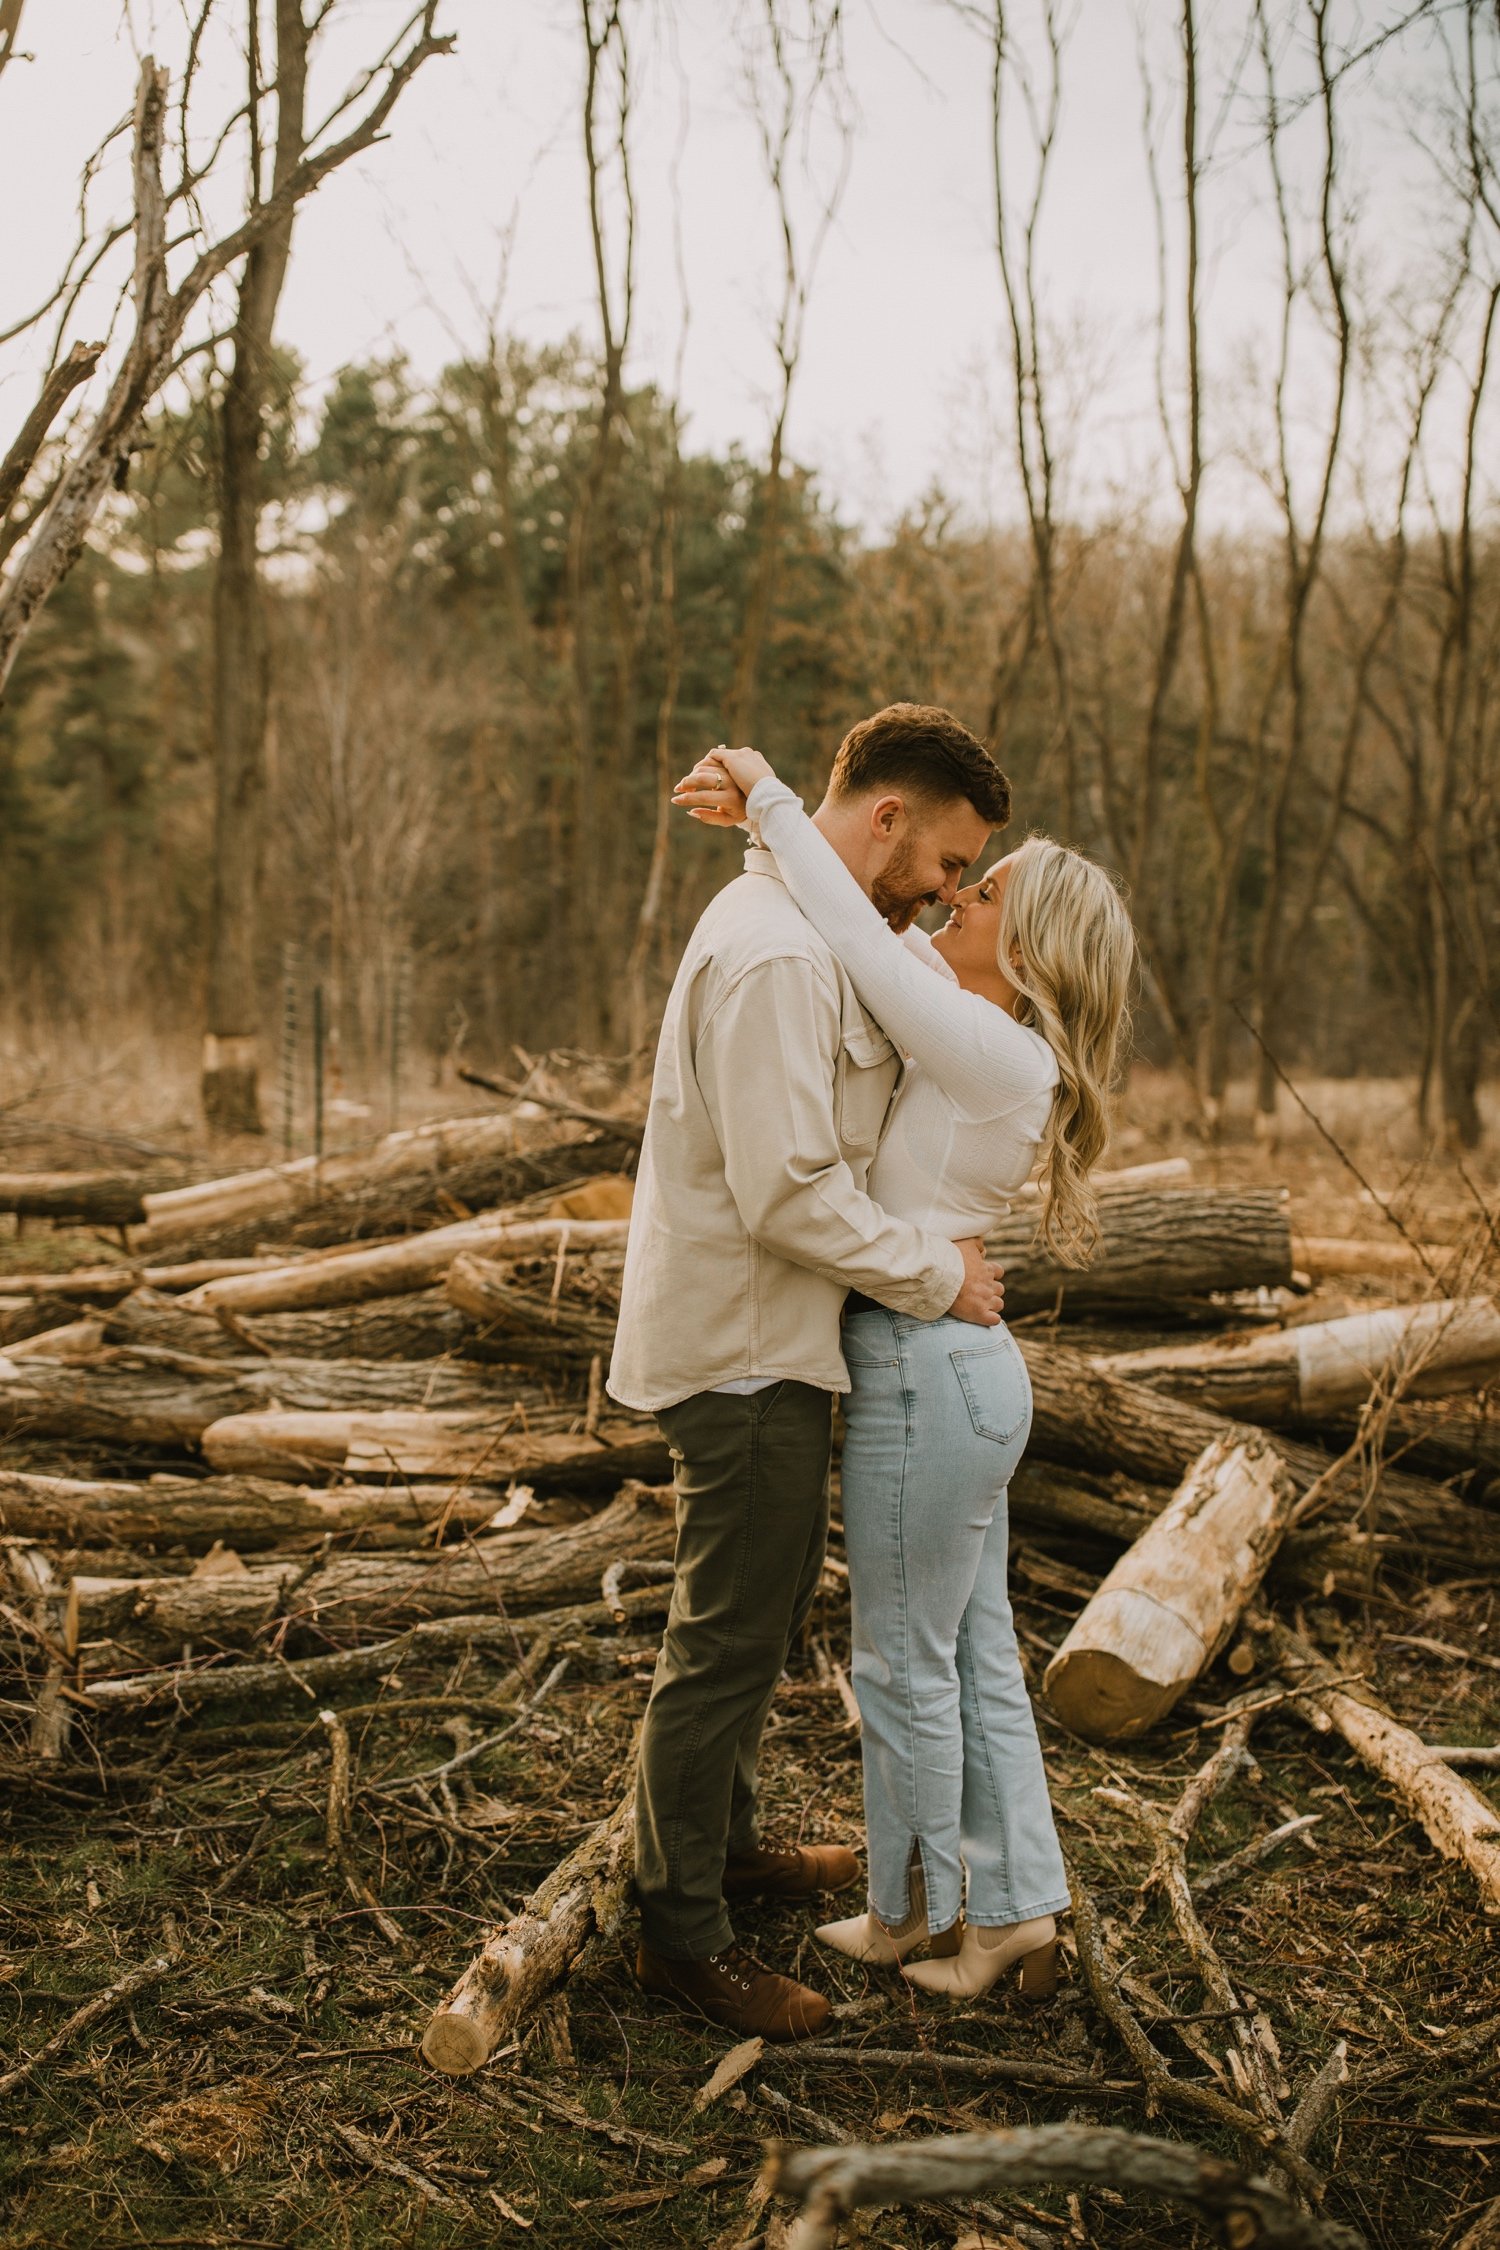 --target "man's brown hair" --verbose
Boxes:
[828,702,1012,828]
